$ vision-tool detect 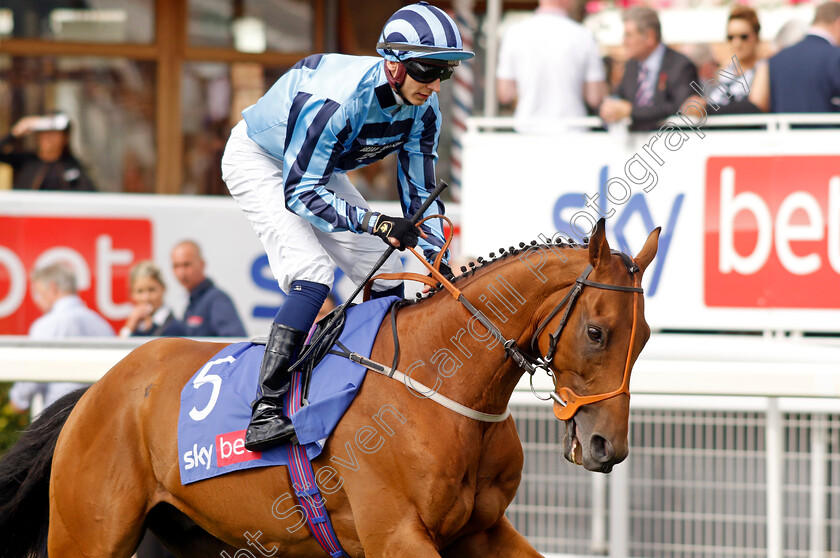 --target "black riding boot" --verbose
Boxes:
[244,323,306,452]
